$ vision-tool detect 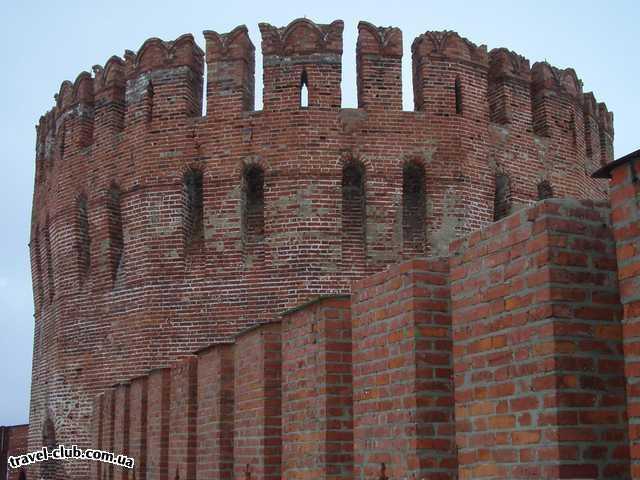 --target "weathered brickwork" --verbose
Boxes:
[351,258,456,479]
[0,425,29,480]
[78,195,640,480]
[195,344,234,480]
[450,199,628,479]
[26,16,619,480]
[233,323,282,480]
[281,296,353,479]
[595,150,640,479]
